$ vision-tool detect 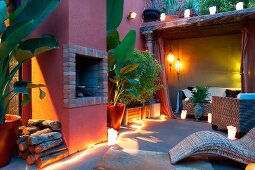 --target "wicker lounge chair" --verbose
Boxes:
[169,128,255,165]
